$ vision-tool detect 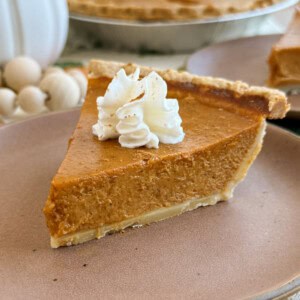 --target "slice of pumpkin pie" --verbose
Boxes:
[268,6,300,87]
[44,60,289,248]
